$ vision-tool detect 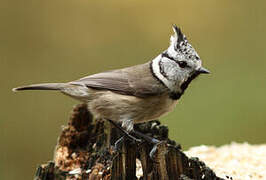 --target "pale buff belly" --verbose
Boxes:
[87,90,178,124]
